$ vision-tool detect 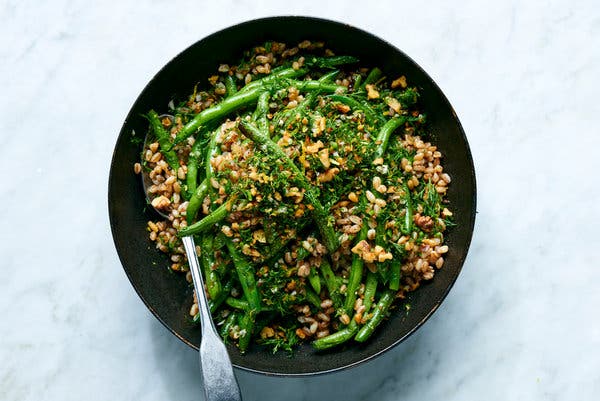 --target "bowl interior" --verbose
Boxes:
[108,16,476,376]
